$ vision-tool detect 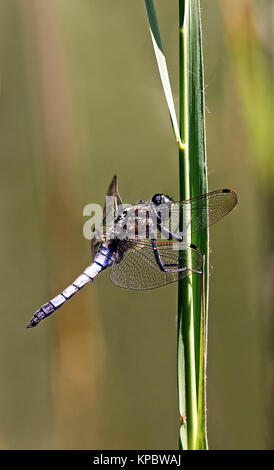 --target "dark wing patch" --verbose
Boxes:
[91,175,123,260]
